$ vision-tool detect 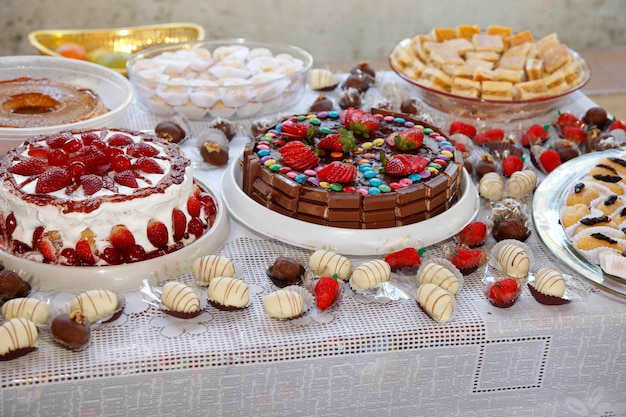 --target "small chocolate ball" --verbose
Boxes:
[493,218,530,242]
[342,73,370,93]
[0,269,30,303]
[351,61,376,79]
[208,118,235,141]
[267,257,304,288]
[200,141,229,166]
[400,99,419,115]
[309,94,334,113]
[338,88,362,109]
[583,106,609,129]
[50,312,91,351]
[155,121,186,143]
